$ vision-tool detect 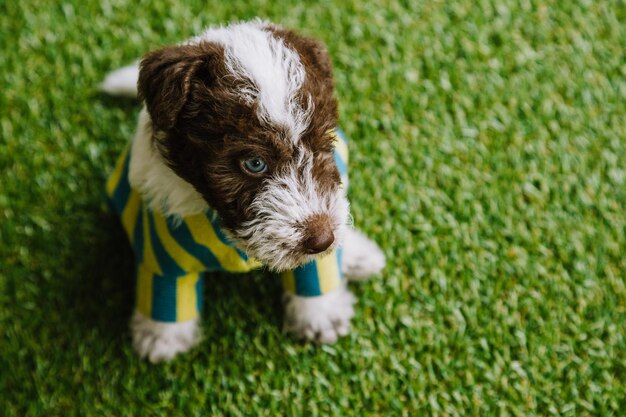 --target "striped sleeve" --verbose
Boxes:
[135,265,204,323]
[281,248,343,297]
